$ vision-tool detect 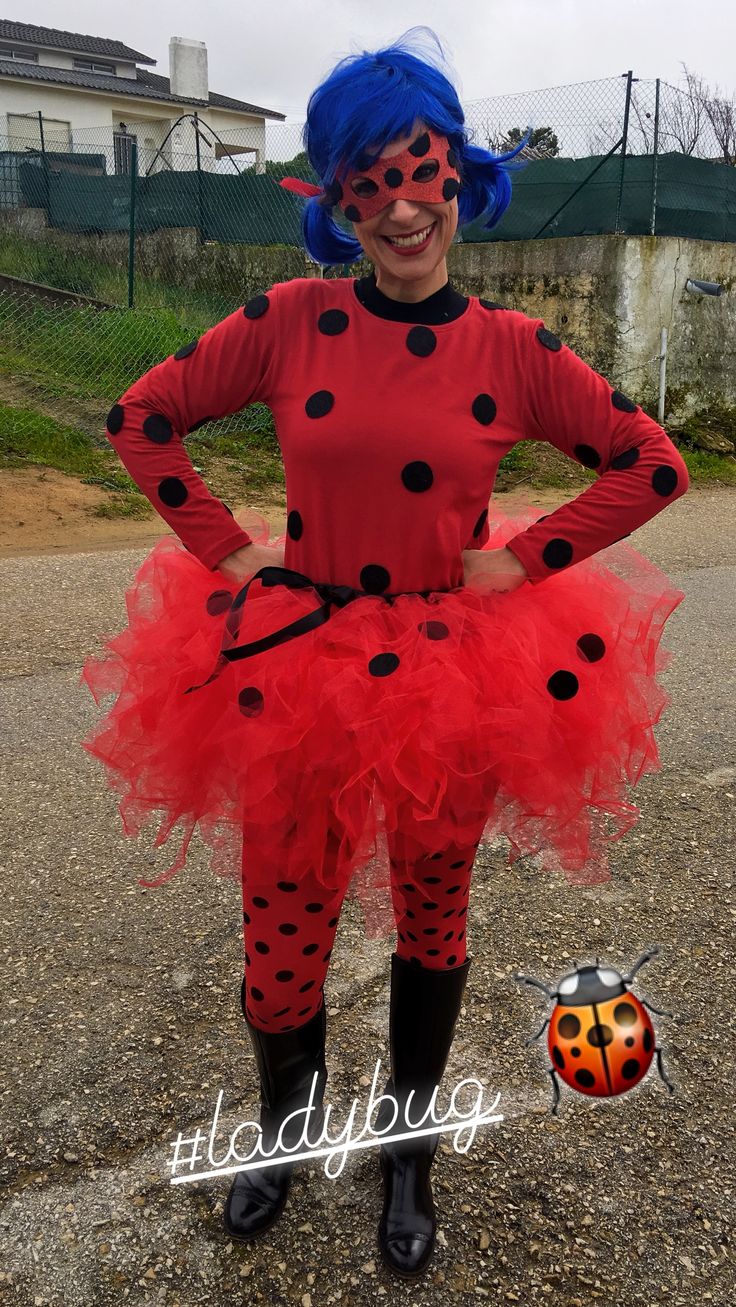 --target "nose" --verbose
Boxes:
[381,197,423,224]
